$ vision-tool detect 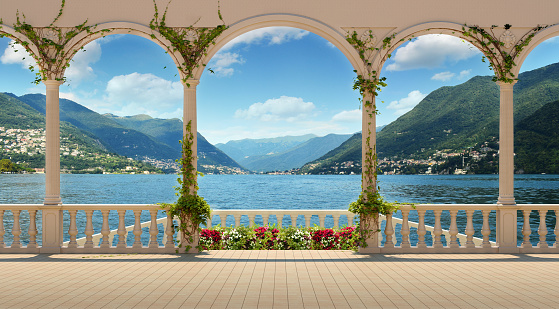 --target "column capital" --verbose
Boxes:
[183,80,200,88]
[496,80,518,88]
[43,80,64,88]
